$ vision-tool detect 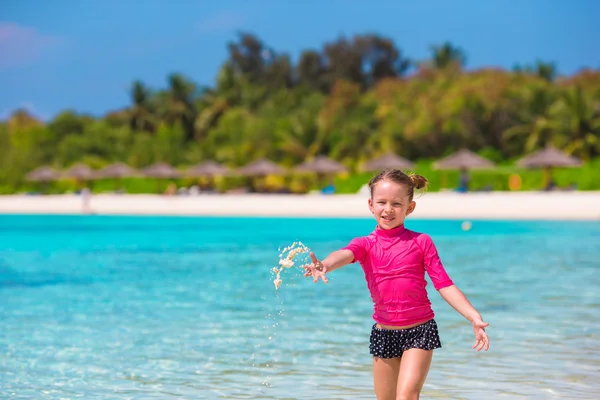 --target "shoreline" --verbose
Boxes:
[0,192,599,220]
